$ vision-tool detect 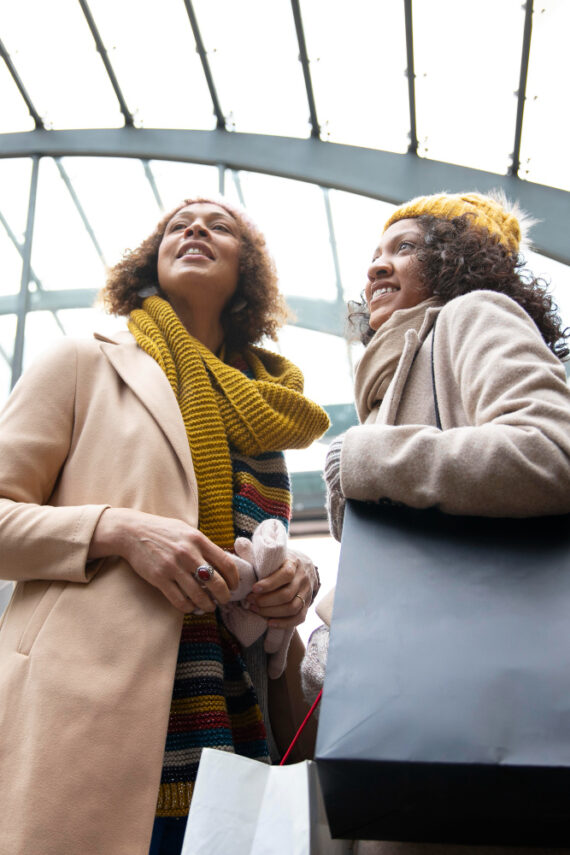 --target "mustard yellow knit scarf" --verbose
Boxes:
[129,296,330,549]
